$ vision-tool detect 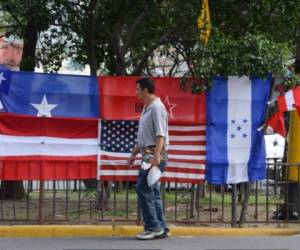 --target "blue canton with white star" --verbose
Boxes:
[0,68,99,118]
[0,65,11,95]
